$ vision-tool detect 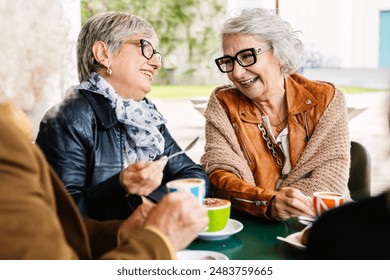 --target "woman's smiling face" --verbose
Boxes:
[107,35,162,101]
[223,34,284,102]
